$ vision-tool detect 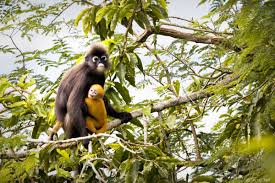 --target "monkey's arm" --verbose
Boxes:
[84,98,93,114]
[86,116,97,133]
[103,96,132,124]
[86,116,108,134]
